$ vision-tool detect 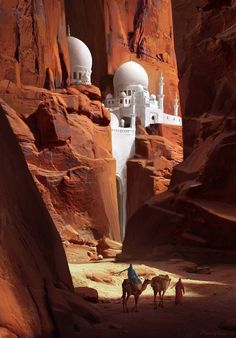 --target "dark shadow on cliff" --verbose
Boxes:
[0,99,103,337]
